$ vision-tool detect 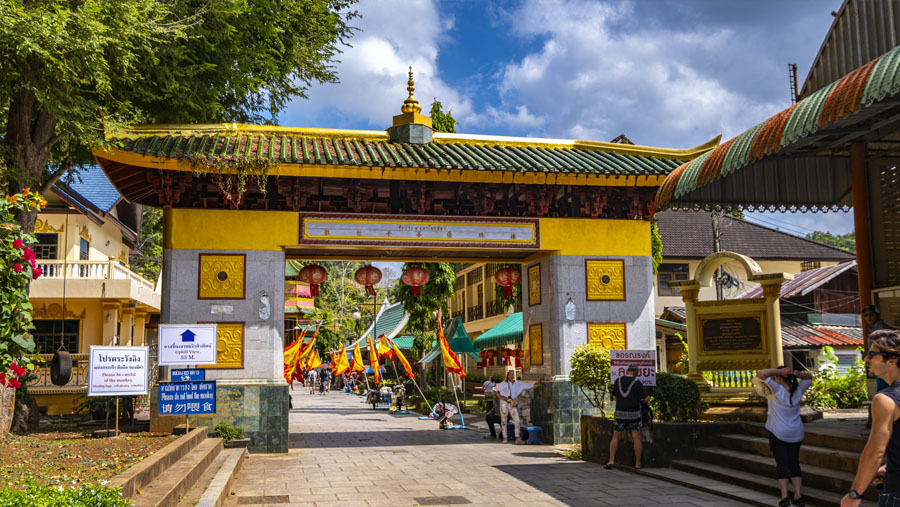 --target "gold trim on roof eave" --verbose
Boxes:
[107,123,720,161]
[92,146,667,187]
